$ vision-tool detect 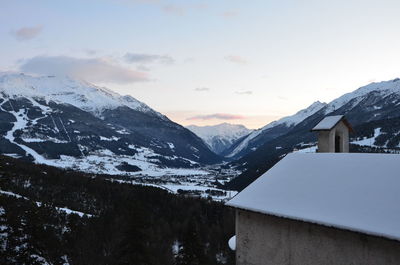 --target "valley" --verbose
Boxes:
[2,73,400,197]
